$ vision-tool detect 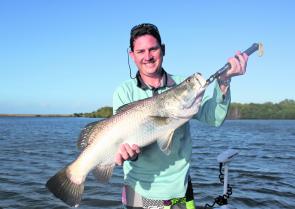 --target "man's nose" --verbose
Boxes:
[144,51,153,61]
